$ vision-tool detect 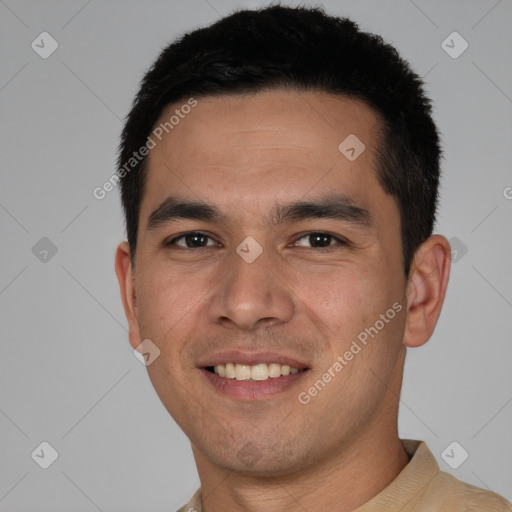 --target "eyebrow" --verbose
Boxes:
[146,194,372,231]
